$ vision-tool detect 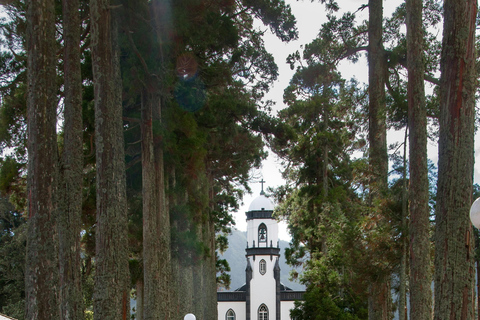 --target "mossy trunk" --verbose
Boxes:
[433,0,477,319]
[136,279,144,320]
[367,1,390,319]
[368,282,391,320]
[398,130,408,320]
[172,240,195,316]
[367,0,388,192]
[58,0,84,318]
[141,90,159,320]
[193,221,206,320]
[90,0,130,319]
[477,262,480,320]
[25,0,59,319]
[170,182,195,316]
[406,0,432,318]
[142,90,174,320]
[203,215,218,320]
